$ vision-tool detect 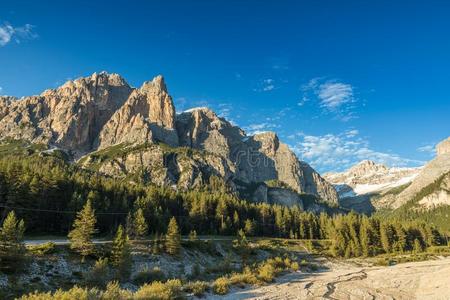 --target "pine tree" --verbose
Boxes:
[0,211,26,273]
[133,208,148,239]
[233,211,240,228]
[68,200,97,261]
[125,212,135,239]
[165,217,181,255]
[380,223,394,254]
[111,225,132,280]
[244,219,255,236]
